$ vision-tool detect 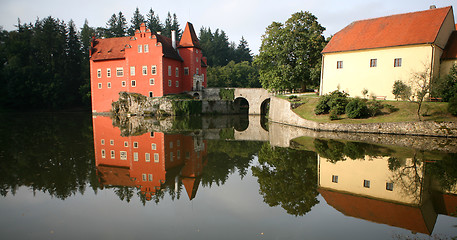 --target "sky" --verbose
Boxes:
[0,0,456,55]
